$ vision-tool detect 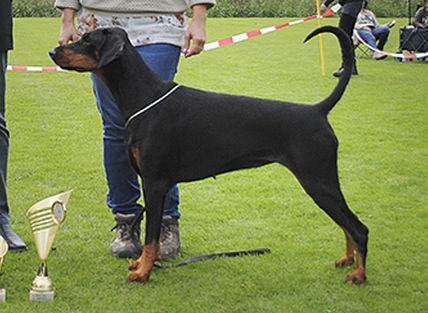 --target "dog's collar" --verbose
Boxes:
[124,84,181,128]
